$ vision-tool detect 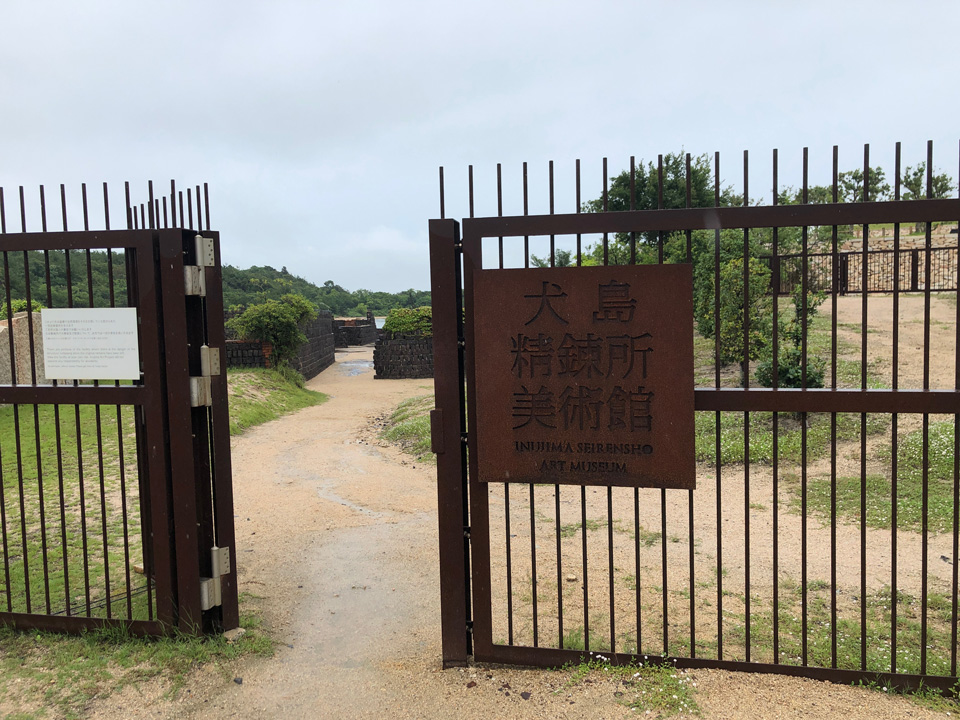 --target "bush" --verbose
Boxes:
[226,293,317,368]
[0,298,44,320]
[383,306,432,336]
[755,346,825,388]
